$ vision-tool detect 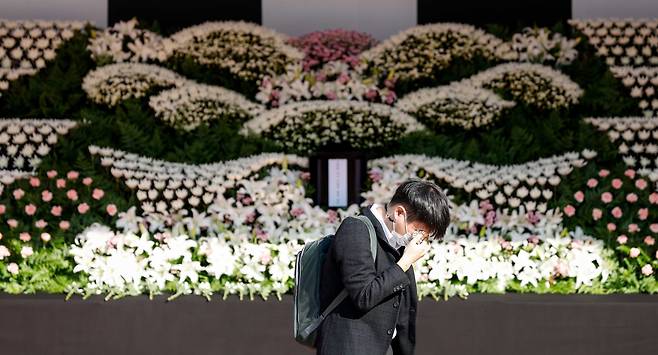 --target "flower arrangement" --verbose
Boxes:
[286,29,378,71]
[0,169,121,281]
[395,82,516,130]
[511,27,580,66]
[364,150,596,212]
[359,23,517,87]
[240,100,425,153]
[82,63,189,106]
[67,222,305,300]
[167,21,304,83]
[585,117,658,181]
[87,18,172,65]
[609,67,658,117]
[569,18,658,67]
[0,20,86,94]
[148,82,264,131]
[88,145,307,215]
[560,167,658,281]
[255,61,396,107]
[415,224,616,299]
[463,63,584,110]
[64,194,623,301]
[0,119,77,173]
